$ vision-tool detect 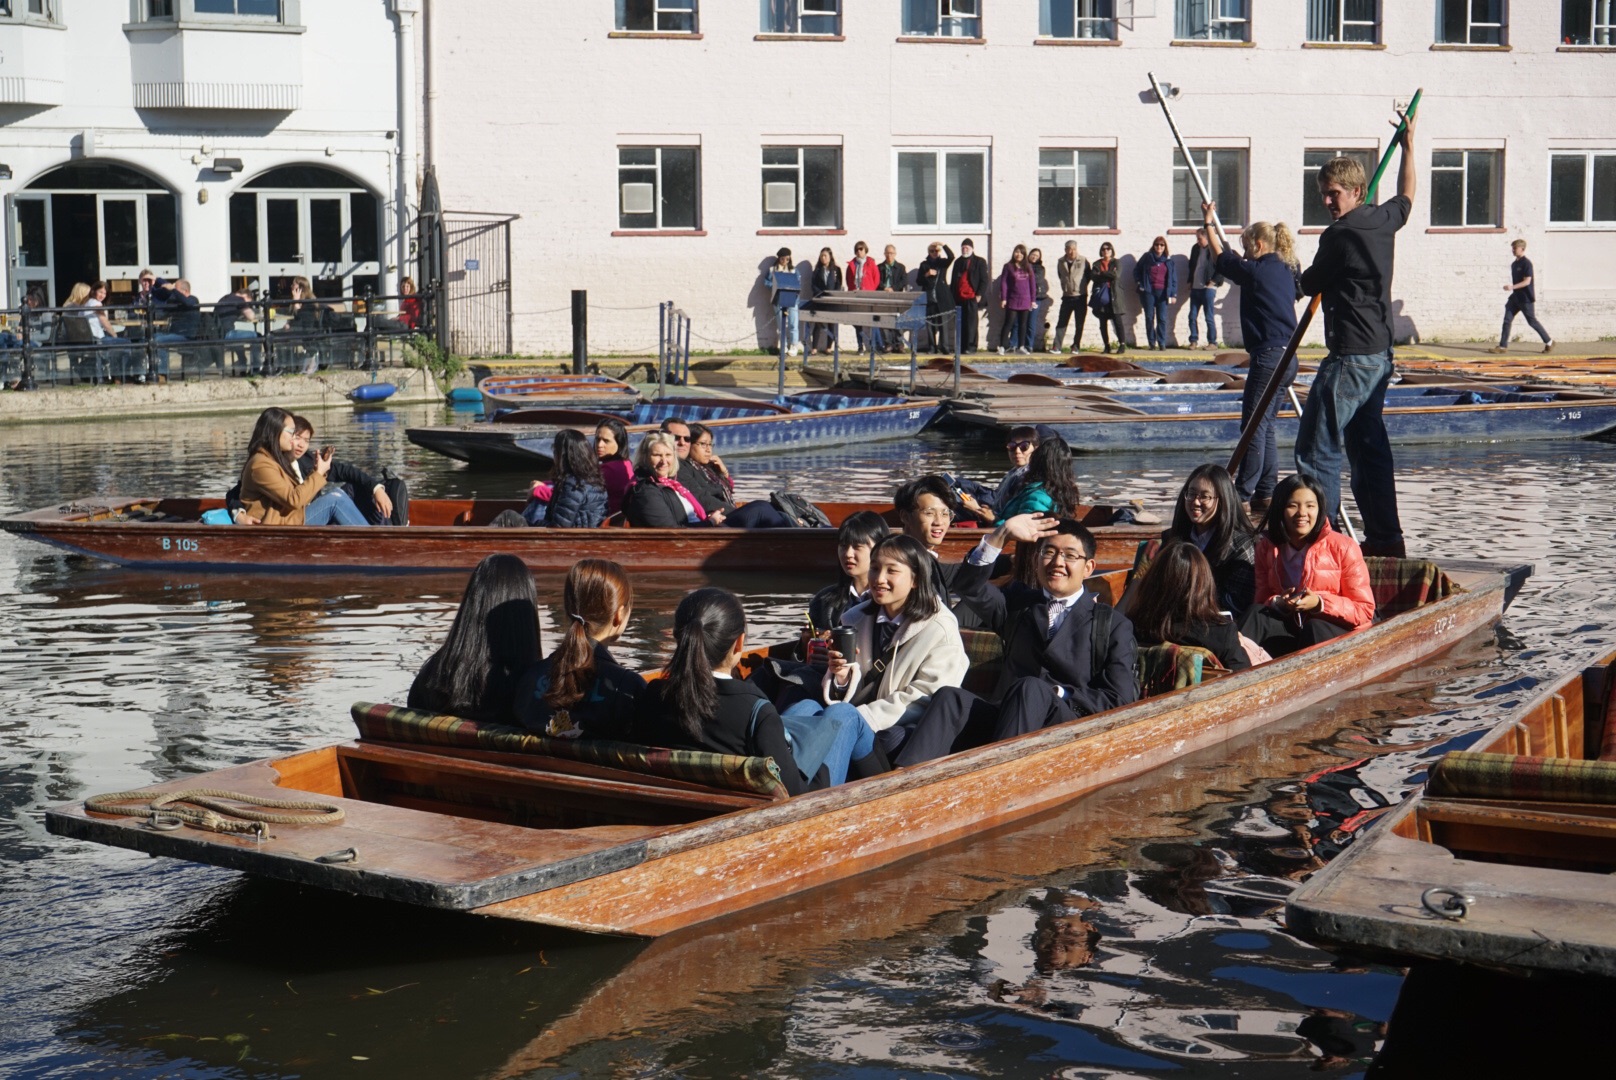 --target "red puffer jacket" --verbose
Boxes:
[1254,520,1376,629]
